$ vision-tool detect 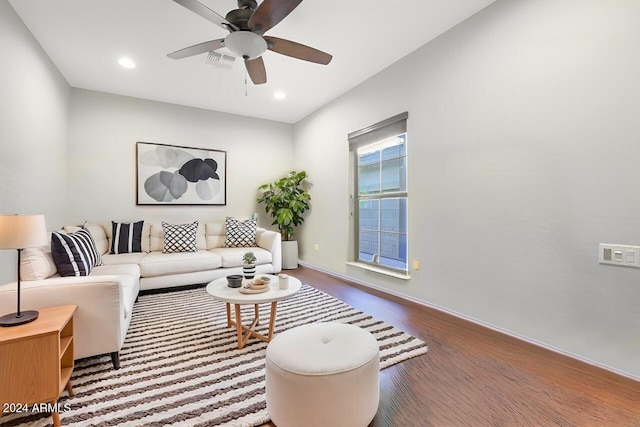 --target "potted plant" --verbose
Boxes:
[242,251,257,279]
[257,170,311,269]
